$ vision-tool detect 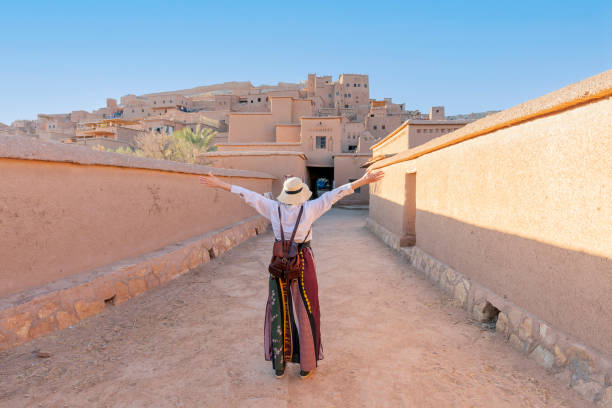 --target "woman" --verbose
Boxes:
[198,170,384,379]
